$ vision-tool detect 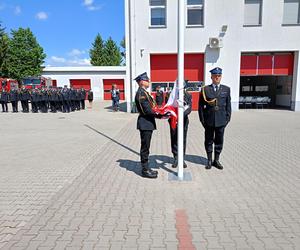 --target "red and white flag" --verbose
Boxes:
[153,81,178,129]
